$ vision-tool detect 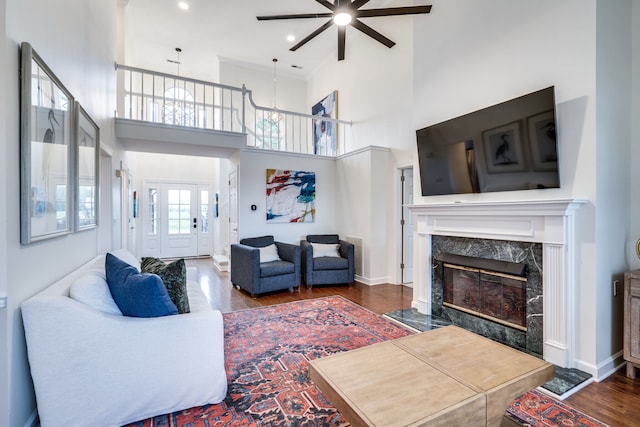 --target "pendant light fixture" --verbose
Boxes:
[269,58,282,122]
[166,47,182,76]
[272,58,279,109]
